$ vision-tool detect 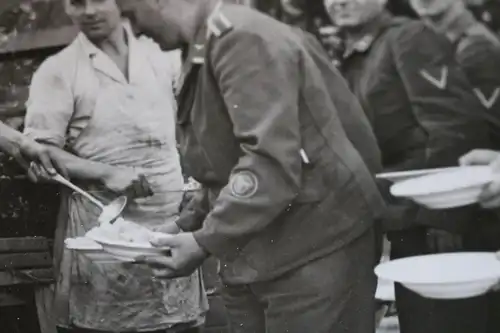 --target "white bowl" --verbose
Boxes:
[65,237,129,263]
[376,279,396,301]
[88,233,169,262]
[376,167,460,183]
[375,252,500,299]
[390,166,494,209]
